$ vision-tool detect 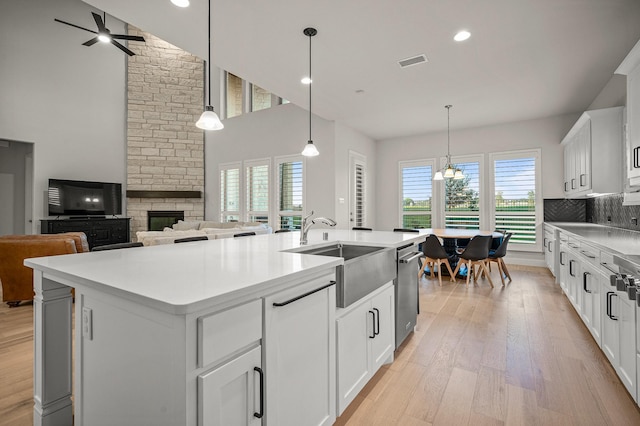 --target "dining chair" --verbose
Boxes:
[274,229,292,233]
[393,228,419,233]
[92,242,144,251]
[352,227,373,231]
[234,232,256,238]
[487,233,513,286]
[418,235,455,286]
[452,235,494,287]
[174,236,209,243]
